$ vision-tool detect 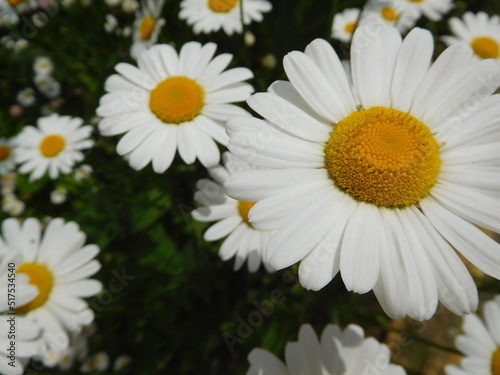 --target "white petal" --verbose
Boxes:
[421,197,500,279]
[351,24,402,108]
